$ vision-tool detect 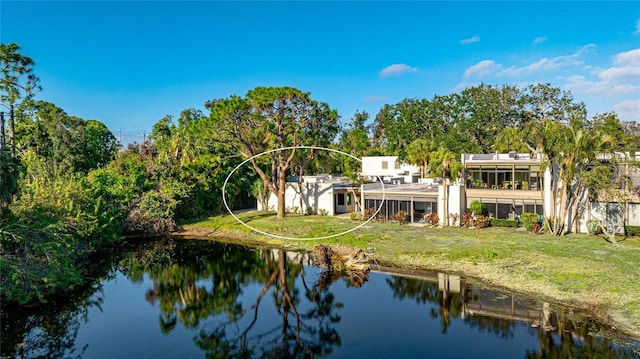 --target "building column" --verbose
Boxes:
[410,196,414,223]
[361,187,366,217]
